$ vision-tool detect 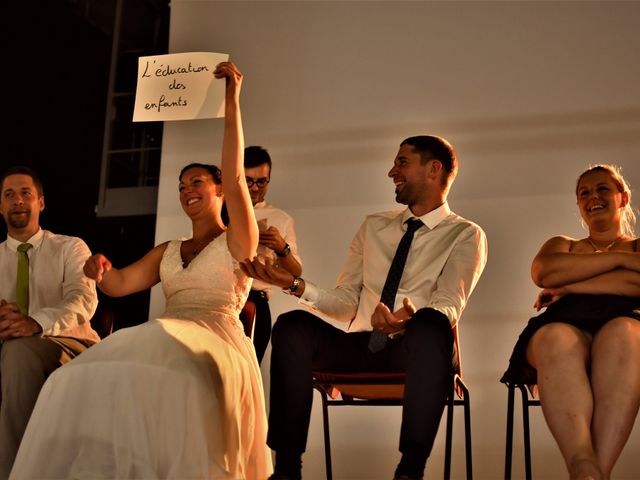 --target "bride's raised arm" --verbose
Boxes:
[214,62,258,262]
